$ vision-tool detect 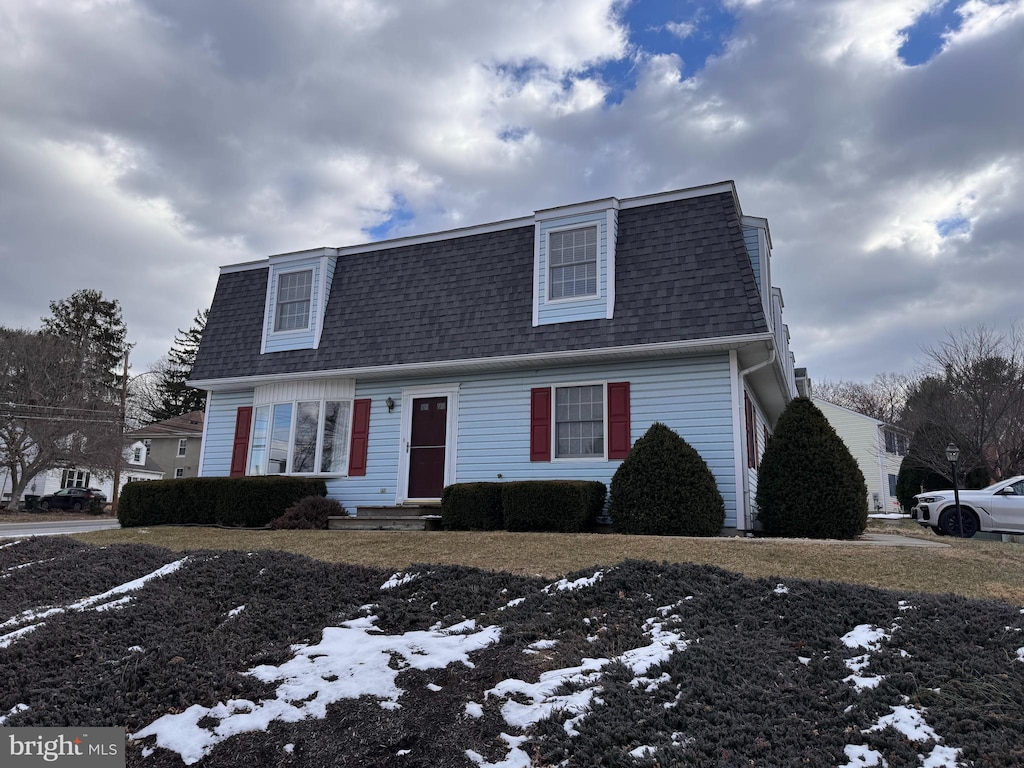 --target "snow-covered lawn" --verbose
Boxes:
[2,537,1022,767]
